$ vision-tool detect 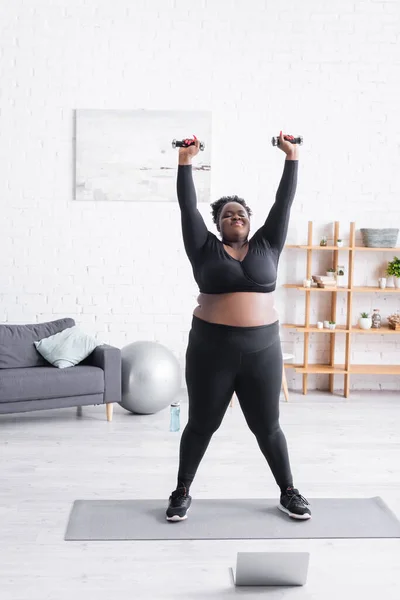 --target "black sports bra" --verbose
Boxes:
[177,161,298,294]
